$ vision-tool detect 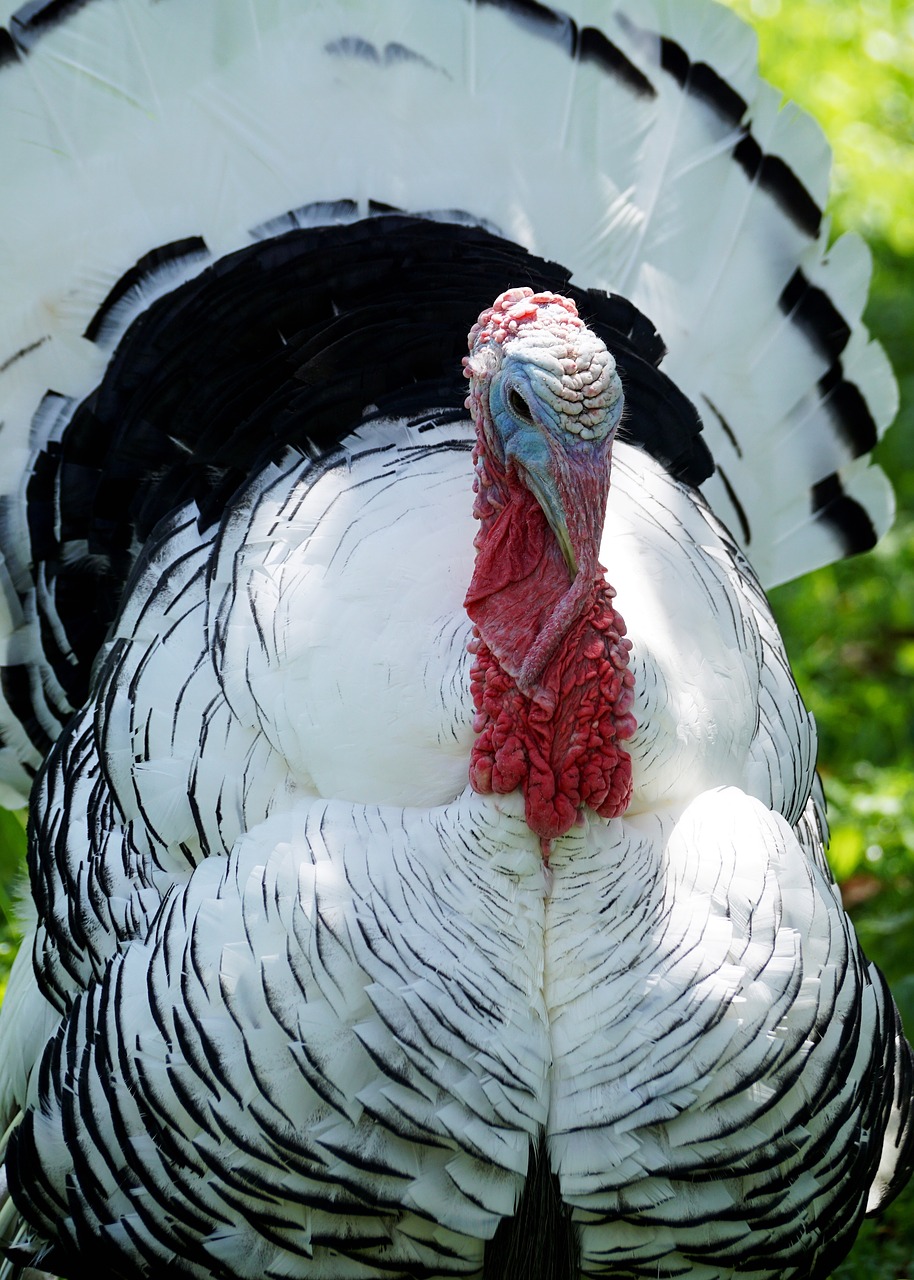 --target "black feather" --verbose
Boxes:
[8,215,708,750]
